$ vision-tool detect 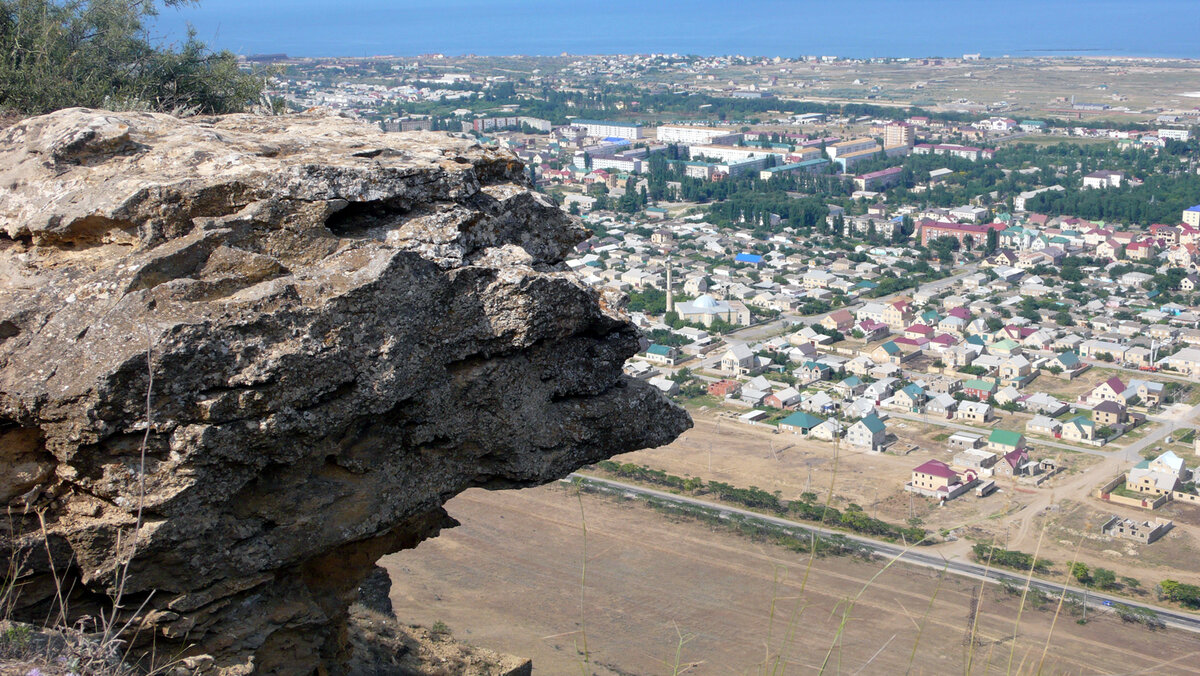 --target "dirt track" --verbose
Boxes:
[383,484,1200,675]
